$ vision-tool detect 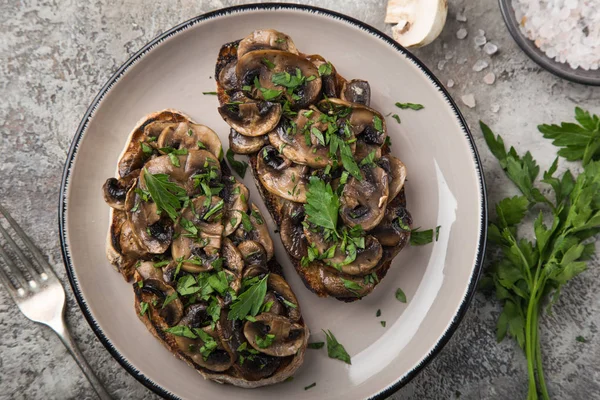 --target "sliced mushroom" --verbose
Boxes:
[243,313,305,357]
[218,101,282,137]
[237,240,267,268]
[221,179,249,236]
[304,225,383,276]
[140,278,184,326]
[318,98,386,145]
[157,122,222,160]
[306,54,339,98]
[174,325,234,372]
[268,274,301,322]
[219,60,239,91]
[102,170,140,210]
[236,50,322,109]
[319,267,375,298]
[222,238,244,293]
[237,29,299,58]
[118,219,149,259]
[181,303,212,328]
[135,261,165,281]
[256,146,308,203]
[229,128,270,154]
[341,79,371,106]
[371,202,413,247]
[232,205,274,261]
[340,165,389,231]
[279,201,307,260]
[141,149,222,195]
[117,121,168,177]
[125,183,173,254]
[171,196,224,273]
[378,156,407,204]
[268,108,333,168]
